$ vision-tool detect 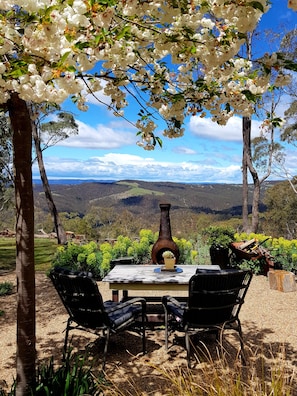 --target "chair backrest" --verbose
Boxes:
[50,267,110,329]
[185,269,252,327]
